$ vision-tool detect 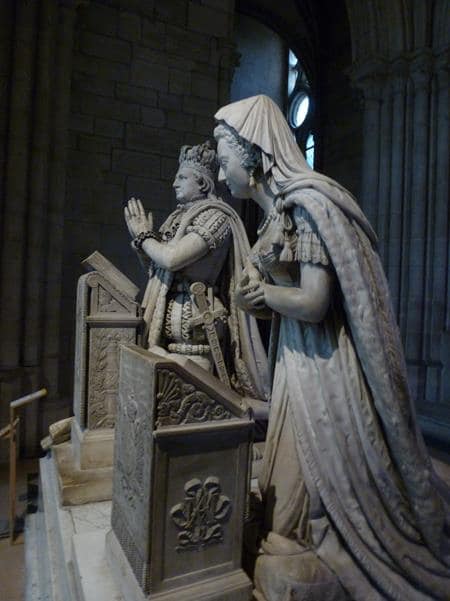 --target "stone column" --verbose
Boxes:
[0,0,15,223]
[22,0,59,453]
[377,75,393,264]
[0,0,39,460]
[43,0,81,401]
[387,58,408,316]
[351,60,385,230]
[350,47,450,438]
[0,0,83,458]
[0,0,38,371]
[434,50,450,405]
[404,50,432,399]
